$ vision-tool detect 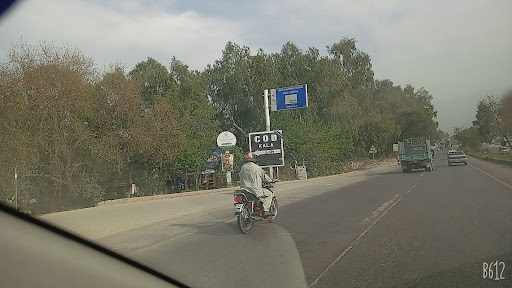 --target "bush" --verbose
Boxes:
[75,173,106,208]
